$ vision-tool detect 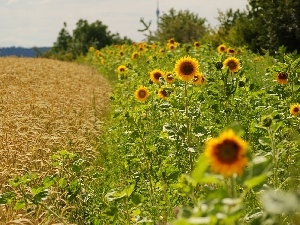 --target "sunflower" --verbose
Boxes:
[150,69,164,84]
[119,51,124,56]
[138,46,144,52]
[174,56,199,81]
[89,46,95,52]
[117,65,127,73]
[204,129,248,177]
[223,57,241,73]
[151,43,157,49]
[159,49,165,54]
[168,43,176,51]
[164,72,176,83]
[276,72,288,84]
[134,86,150,102]
[193,73,206,86]
[217,44,227,53]
[158,87,170,99]
[95,50,101,57]
[131,52,140,60]
[290,103,300,116]
[227,47,235,54]
[194,42,200,48]
[168,38,175,45]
